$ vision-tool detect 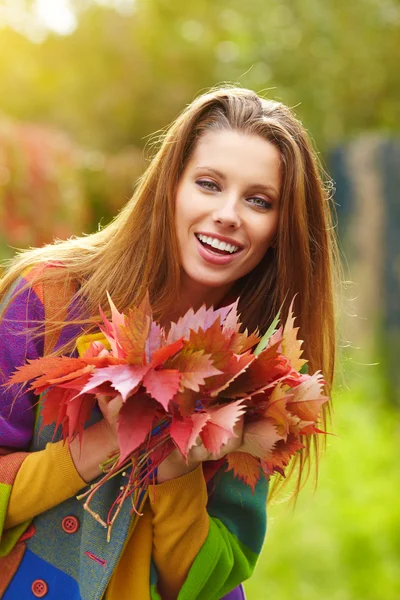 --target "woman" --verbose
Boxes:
[0,86,338,599]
